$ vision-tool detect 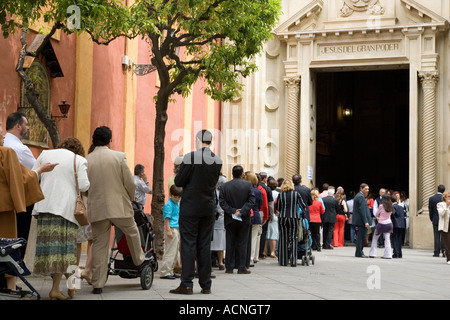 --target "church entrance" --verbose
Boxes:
[315,68,410,197]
